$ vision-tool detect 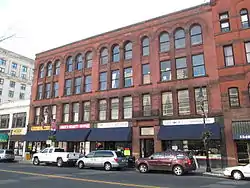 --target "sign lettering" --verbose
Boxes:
[59,124,90,130]
[31,126,51,131]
